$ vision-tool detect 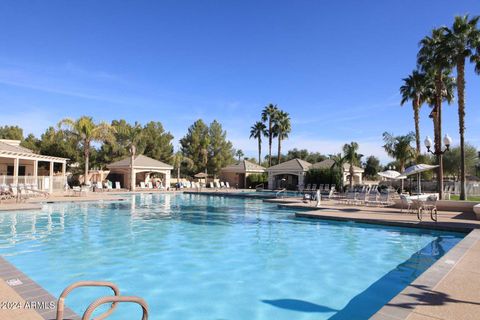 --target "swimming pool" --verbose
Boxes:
[0,194,464,319]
